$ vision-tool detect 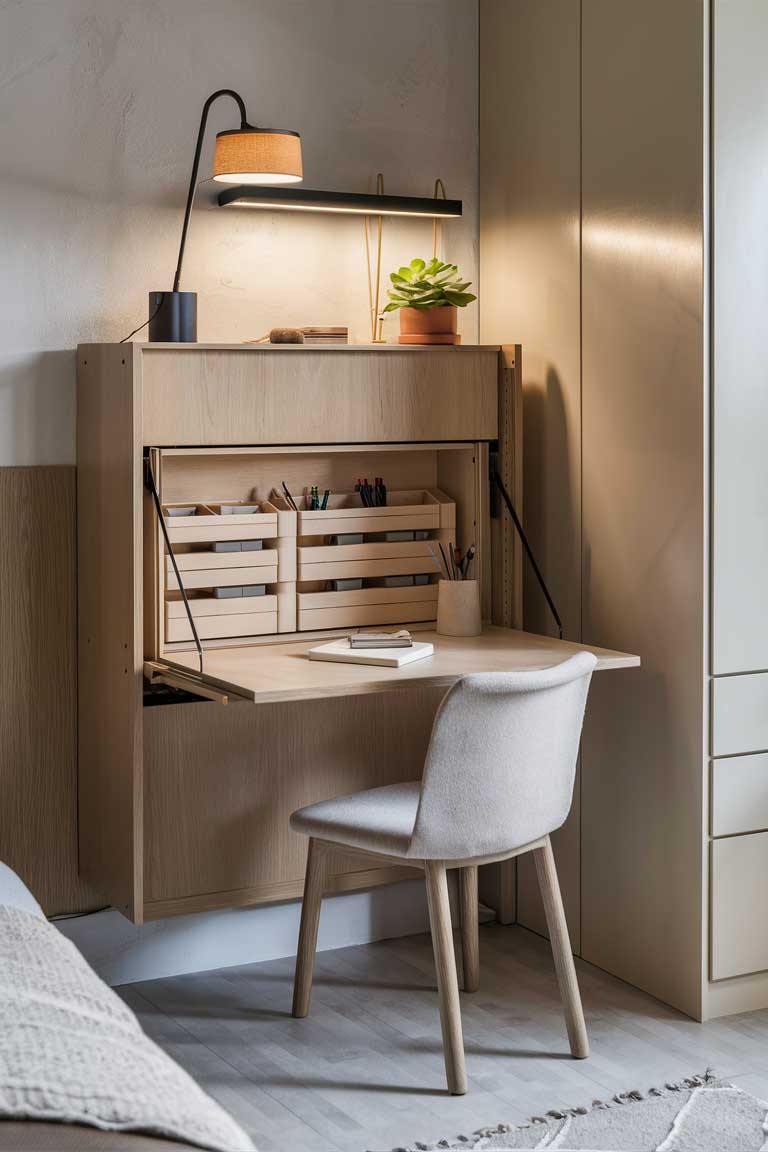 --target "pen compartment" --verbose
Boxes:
[163,501,279,545]
[295,489,442,538]
[290,488,453,632]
